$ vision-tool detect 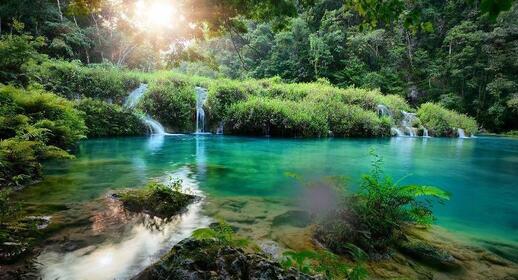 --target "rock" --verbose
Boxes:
[259,240,282,259]
[133,238,321,280]
[115,185,199,219]
[397,240,462,271]
[272,210,312,228]
[0,242,29,264]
